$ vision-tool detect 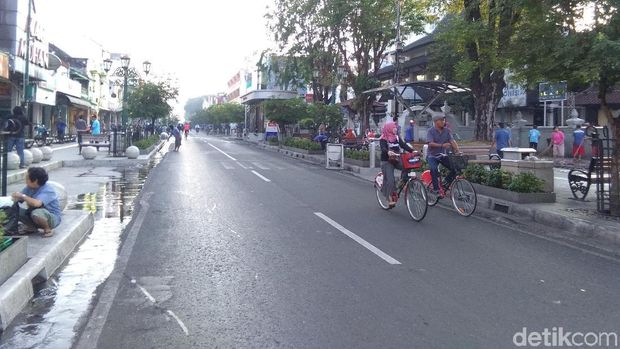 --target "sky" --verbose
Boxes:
[37,0,275,116]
